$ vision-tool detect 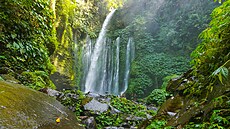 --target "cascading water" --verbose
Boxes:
[121,37,135,95]
[82,36,134,95]
[81,9,135,95]
[113,37,120,95]
[84,9,116,94]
